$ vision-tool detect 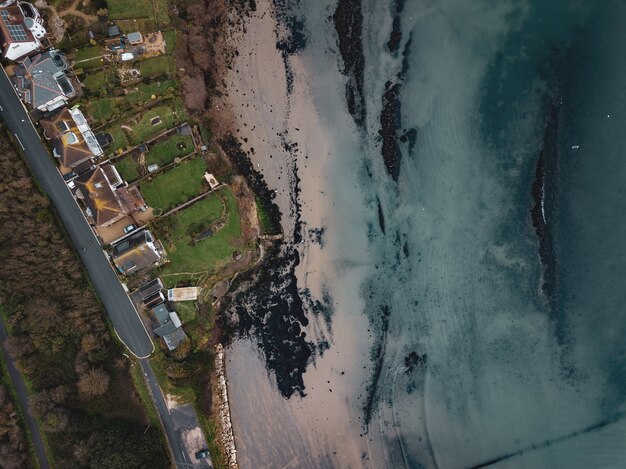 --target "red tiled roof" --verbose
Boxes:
[40,107,93,168]
[0,4,36,55]
[74,164,137,226]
